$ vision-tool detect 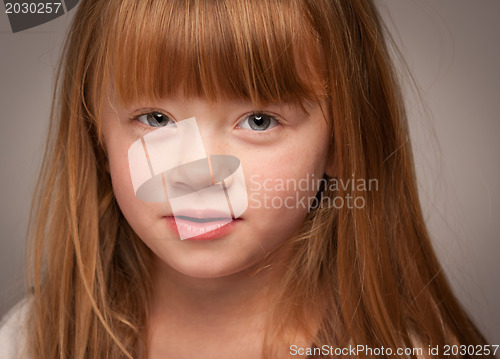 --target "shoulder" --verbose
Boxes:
[0,299,30,359]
